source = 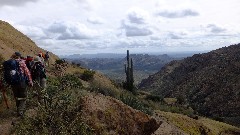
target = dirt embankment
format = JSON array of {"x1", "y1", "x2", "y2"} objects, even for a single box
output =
[{"x1": 81, "y1": 94, "x2": 160, "y2": 135}]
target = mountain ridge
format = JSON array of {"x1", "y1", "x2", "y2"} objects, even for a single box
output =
[{"x1": 139, "y1": 44, "x2": 240, "y2": 125}]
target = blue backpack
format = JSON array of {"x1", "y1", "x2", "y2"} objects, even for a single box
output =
[{"x1": 3, "y1": 59, "x2": 27, "y2": 85}]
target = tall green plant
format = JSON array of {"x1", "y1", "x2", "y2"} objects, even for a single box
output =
[{"x1": 124, "y1": 50, "x2": 134, "y2": 92}]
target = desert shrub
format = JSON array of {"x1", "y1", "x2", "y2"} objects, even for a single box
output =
[
  {"x1": 81, "y1": 70, "x2": 95, "y2": 81},
  {"x1": 119, "y1": 93, "x2": 153, "y2": 115},
  {"x1": 47, "y1": 74, "x2": 82, "y2": 90},
  {"x1": 60, "y1": 74, "x2": 83, "y2": 90},
  {"x1": 14, "y1": 80, "x2": 93, "y2": 135},
  {"x1": 93, "y1": 87, "x2": 118, "y2": 98},
  {"x1": 212, "y1": 116, "x2": 224, "y2": 122},
  {"x1": 88, "y1": 81, "x2": 119, "y2": 98},
  {"x1": 47, "y1": 77, "x2": 60, "y2": 86},
  {"x1": 145, "y1": 94, "x2": 163, "y2": 102},
  {"x1": 176, "y1": 95, "x2": 186, "y2": 105},
  {"x1": 55, "y1": 59, "x2": 65, "y2": 65}
]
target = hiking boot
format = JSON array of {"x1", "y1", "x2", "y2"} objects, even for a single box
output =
[{"x1": 17, "y1": 111, "x2": 24, "y2": 118}]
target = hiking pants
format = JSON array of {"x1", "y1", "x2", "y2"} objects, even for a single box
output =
[
  {"x1": 34, "y1": 77, "x2": 47, "y2": 104},
  {"x1": 11, "y1": 84, "x2": 27, "y2": 116}
]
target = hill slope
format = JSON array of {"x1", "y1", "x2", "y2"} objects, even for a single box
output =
[
  {"x1": 0, "y1": 20, "x2": 58, "y2": 62},
  {"x1": 139, "y1": 44, "x2": 240, "y2": 121}
]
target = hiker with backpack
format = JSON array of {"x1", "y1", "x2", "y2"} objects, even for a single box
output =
[
  {"x1": 44, "y1": 51, "x2": 50, "y2": 67},
  {"x1": 38, "y1": 52, "x2": 45, "y2": 64},
  {"x1": 3, "y1": 52, "x2": 33, "y2": 117},
  {"x1": 32, "y1": 56, "x2": 47, "y2": 104},
  {"x1": 25, "y1": 55, "x2": 34, "y2": 70}
]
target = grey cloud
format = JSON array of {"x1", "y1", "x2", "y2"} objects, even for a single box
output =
[
  {"x1": 125, "y1": 26, "x2": 153, "y2": 37},
  {"x1": 150, "y1": 36, "x2": 161, "y2": 40},
  {"x1": 206, "y1": 24, "x2": 226, "y2": 33},
  {"x1": 168, "y1": 33, "x2": 182, "y2": 39},
  {"x1": 47, "y1": 22, "x2": 98, "y2": 40},
  {"x1": 127, "y1": 9, "x2": 148, "y2": 24},
  {"x1": 57, "y1": 28, "x2": 91, "y2": 40},
  {"x1": 121, "y1": 21, "x2": 153, "y2": 37},
  {"x1": 167, "y1": 31, "x2": 188, "y2": 39},
  {"x1": 112, "y1": 39, "x2": 148, "y2": 49},
  {"x1": 157, "y1": 9, "x2": 199, "y2": 18},
  {"x1": 0, "y1": 0, "x2": 38, "y2": 7},
  {"x1": 47, "y1": 22, "x2": 67, "y2": 33},
  {"x1": 87, "y1": 17, "x2": 104, "y2": 24}
]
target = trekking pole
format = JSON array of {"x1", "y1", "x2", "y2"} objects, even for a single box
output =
[{"x1": 0, "y1": 81, "x2": 9, "y2": 109}]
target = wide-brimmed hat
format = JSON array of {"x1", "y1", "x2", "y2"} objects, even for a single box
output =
[{"x1": 34, "y1": 56, "x2": 41, "y2": 62}]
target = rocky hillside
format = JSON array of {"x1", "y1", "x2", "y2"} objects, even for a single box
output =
[
  {"x1": 139, "y1": 44, "x2": 240, "y2": 122},
  {"x1": 0, "y1": 20, "x2": 58, "y2": 62}
]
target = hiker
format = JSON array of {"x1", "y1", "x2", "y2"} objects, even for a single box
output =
[
  {"x1": 25, "y1": 55, "x2": 34, "y2": 71},
  {"x1": 3, "y1": 52, "x2": 33, "y2": 117},
  {"x1": 44, "y1": 51, "x2": 50, "y2": 67},
  {"x1": 38, "y1": 52, "x2": 45, "y2": 65},
  {"x1": 32, "y1": 56, "x2": 47, "y2": 104}
]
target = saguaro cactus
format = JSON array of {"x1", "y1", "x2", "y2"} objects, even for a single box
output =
[{"x1": 124, "y1": 50, "x2": 134, "y2": 92}]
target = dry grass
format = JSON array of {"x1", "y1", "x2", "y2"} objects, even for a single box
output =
[
  {"x1": 155, "y1": 110, "x2": 240, "y2": 135},
  {"x1": 199, "y1": 118, "x2": 240, "y2": 135},
  {"x1": 0, "y1": 20, "x2": 58, "y2": 63},
  {"x1": 163, "y1": 98, "x2": 177, "y2": 105}
]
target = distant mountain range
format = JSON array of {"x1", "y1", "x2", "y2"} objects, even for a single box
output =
[
  {"x1": 62, "y1": 51, "x2": 208, "y2": 59},
  {"x1": 139, "y1": 44, "x2": 240, "y2": 126},
  {"x1": 66, "y1": 54, "x2": 179, "y2": 84}
]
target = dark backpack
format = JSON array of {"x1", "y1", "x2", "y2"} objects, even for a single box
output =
[
  {"x1": 3, "y1": 59, "x2": 26, "y2": 85},
  {"x1": 45, "y1": 53, "x2": 49, "y2": 59},
  {"x1": 32, "y1": 62, "x2": 46, "y2": 80},
  {"x1": 26, "y1": 60, "x2": 34, "y2": 71}
]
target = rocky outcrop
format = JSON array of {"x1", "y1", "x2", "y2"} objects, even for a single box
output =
[{"x1": 81, "y1": 94, "x2": 160, "y2": 135}]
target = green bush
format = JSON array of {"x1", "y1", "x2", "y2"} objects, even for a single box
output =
[
  {"x1": 14, "y1": 79, "x2": 93, "y2": 135},
  {"x1": 145, "y1": 94, "x2": 163, "y2": 102},
  {"x1": 81, "y1": 70, "x2": 95, "y2": 81},
  {"x1": 119, "y1": 93, "x2": 153, "y2": 115},
  {"x1": 176, "y1": 95, "x2": 186, "y2": 105},
  {"x1": 60, "y1": 74, "x2": 83, "y2": 90},
  {"x1": 55, "y1": 59, "x2": 65, "y2": 65}
]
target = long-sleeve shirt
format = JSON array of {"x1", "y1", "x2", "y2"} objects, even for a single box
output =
[{"x1": 16, "y1": 58, "x2": 33, "y2": 86}]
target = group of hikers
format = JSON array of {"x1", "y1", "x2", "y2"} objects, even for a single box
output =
[{"x1": 0, "y1": 51, "x2": 50, "y2": 117}]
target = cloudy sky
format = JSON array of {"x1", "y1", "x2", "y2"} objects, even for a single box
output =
[{"x1": 0, "y1": 0, "x2": 240, "y2": 55}]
